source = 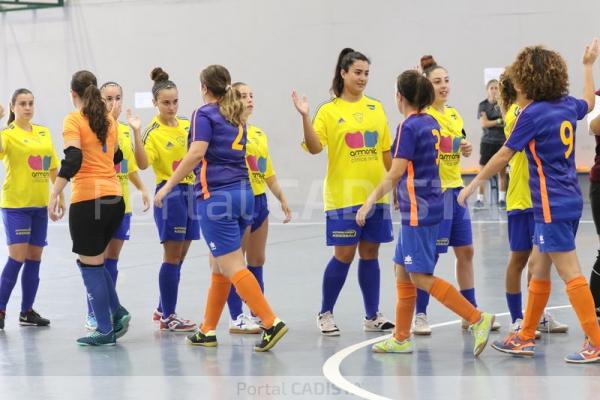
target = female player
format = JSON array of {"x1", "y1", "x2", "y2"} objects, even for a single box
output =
[
  {"x1": 154, "y1": 64, "x2": 288, "y2": 352},
  {"x1": 225, "y1": 82, "x2": 292, "y2": 334},
  {"x1": 458, "y1": 40, "x2": 600, "y2": 363},
  {"x1": 0, "y1": 89, "x2": 62, "y2": 330},
  {"x1": 413, "y1": 55, "x2": 499, "y2": 334},
  {"x1": 291, "y1": 48, "x2": 395, "y2": 336},
  {"x1": 48, "y1": 70, "x2": 129, "y2": 345},
  {"x1": 84, "y1": 82, "x2": 151, "y2": 330},
  {"x1": 130, "y1": 68, "x2": 198, "y2": 332},
  {"x1": 357, "y1": 70, "x2": 494, "y2": 356},
  {"x1": 587, "y1": 96, "x2": 600, "y2": 316}
]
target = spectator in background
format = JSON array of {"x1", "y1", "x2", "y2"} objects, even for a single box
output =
[{"x1": 475, "y1": 79, "x2": 507, "y2": 210}]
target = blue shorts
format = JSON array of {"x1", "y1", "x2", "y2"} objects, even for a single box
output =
[
  {"x1": 153, "y1": 183, "x2": 200, "y2": 243},
  {"x1": 251, "y1": 193, "x2": 269, "y2": 232},
  {"x1": 1, "y1": 207, "x2": 48, "y2": 246},
  {"x1": 197, "y1": 183, "x2": 254, "y2": 257},
  {"x1": 113, "y1": 213, "x2": 132, "y2": 241},
  {"x1": 394, "y1": 224, "x2": 439, "y2": 274},
  {"x1": 533, "y1": 220, "x2": 579, "y2": 253},
  {"x1": 436, "y1": 188, "x2": 473, "y2": 253},
  {"x1": 507, "y1": 210, "x2": 534, "y2": 252},
  {"x1": 325, "y1": 204, "x2": 393, "y2": 246}
]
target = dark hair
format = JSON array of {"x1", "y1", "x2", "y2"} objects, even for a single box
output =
[
  {"x1": 200, "y1": 65, "x2": 244, "y2": 126},
  {"x1": 498, "y1": 70, "x2": 517, "y2": 110},
  {"x1": 71, "y1": 70, "x2": 110, "y2": 145},
  {"x1": 7, "y1": 88, "x2": 33, "y2": 125},
  {"x1": 100, "y1": 81, "x2": 123, "y2": 93},
  {"x1": 396, "y1": 70, "x2": 435, "y2": 111},
  {"x1": 150, "y1": 67, "x2": 177, "y2": 100},
  {"x1": 510, "y1": 45, "x2": 568, "y2": 101},
  {"x1": 420, "y1": 55, "x2": 446, "y2": 77},
  {"x1": 331, "y1": 48, "x2": 370, "y2": 97}
]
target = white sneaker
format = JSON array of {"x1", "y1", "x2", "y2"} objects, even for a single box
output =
[
  {"x1": 510, "y1": 318, "x2": 541, "y2": 339},
  {"x1": 363, "y1": 312, "x2": 395, "y2": 332},
  {"x1": 412, "y1": 313, "x2": 432, "y2": 336},
  {"x1": 538, "y1": 311, "x2": 569, "y2": 333},
  {"x1": 462, "y1": 316, "x2": 501, "y2": 331},
  {"x1": 229, "y1": 313, "x2": 261, "y2": 334},
  {"x1": 317, "y1": 311, "x2": 340, "y2": 336}
]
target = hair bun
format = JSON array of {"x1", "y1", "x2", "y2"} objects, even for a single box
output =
[
  {"x1": 420, "y1": 55, "x2": 437, "y2": 72},
  {"x1": 151, "y1": 67, "x2": 169, "y2": 83}
]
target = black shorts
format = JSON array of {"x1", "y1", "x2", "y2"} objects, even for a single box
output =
[
  {"x1": 590, "y1": 181, "x2": 600, "y2": 235},
  {"x1": 69, "y1": 196, "x2": 125, "y2": 256},
  {"x1": 479, "y1": 142, "x2": 504, "y2": 165}
]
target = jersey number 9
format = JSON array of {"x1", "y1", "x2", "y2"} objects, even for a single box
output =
[{"x1": 560, "y1": 121, "x2": 574, "y2": 159}]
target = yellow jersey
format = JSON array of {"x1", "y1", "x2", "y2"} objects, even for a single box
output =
[
  {"x1": 310, "y1": 96, "x2": 392, "y2": 211},
  {"x1": 143, "y1": 115, "x2": 195, "y2": 185},
  {"x1": 116, "y1": 122, "x2": 139, "y2": 213},
  {"x1": 246, "y1": 125, "x2": 275, "y2": 196},
  {"x1": 505, "y1": 104, "x2": 532, "y2": 211},
  {"x1": 0, "y1": 123, "x2": 59, "y2": 208},
  {"x1": 426, "y1": 105, "x2": 465, "y2": 189}
]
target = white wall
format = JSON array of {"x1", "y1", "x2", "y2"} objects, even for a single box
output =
[{"x1": 1, "y1": 0, "x2": 600, "y2": 216}]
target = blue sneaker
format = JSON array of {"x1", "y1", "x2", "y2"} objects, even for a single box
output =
[
  {"x1": 564, "y1": 340, "x2": 600, "y2": 364},
  {"x1": 77, "y1": 330, "x2": 116, "y2": 346},
  {"x1": 85, "y1": 314, "x2": 97, "y2": 331}
]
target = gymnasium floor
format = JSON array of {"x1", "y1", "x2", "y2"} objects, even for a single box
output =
[{"x1": 0, "y1": 204, "x2": 599, "y2": 400}]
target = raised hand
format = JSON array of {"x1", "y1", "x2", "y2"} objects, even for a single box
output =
[
  {"x1": 291, "y1": 90, "x2": 310, "y2": 117},
  {"x1": 583, "y1": 37, "x2": 600, "y2": 66},
  {"x1": 126, "y1": 108, "x2": 142, "y2": 131}
]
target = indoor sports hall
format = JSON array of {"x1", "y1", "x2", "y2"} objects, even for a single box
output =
[{"x1": 1, "y1": 1, "x2": 600, "y2": 399}]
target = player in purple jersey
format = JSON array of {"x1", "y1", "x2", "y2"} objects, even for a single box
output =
[
  {"x1": 154, "y1": 65, "x2": 287, "y2": 352},
  {"x1": 459, "y1": 39, "x2": 600, "y2": 363}
]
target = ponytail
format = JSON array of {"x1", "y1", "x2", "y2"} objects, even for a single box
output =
[
  {"x1": 71, "y1": 70, "x2": 110, "y2": 145},
  {"x1": 397, "y1": 70, "x2": 435, "y2": 111},
  {"x1": 7, "y1": 88, "x2": 33, "y2": 125},
  {"x1": 498, "y1": 70, "x2": 517, "y2": 110},
  {"x1": 200, "y1": 65, "x2": 245, "y2": 126},
  {"x1": 331, "y1": 48, "x2": 370, "y2": 97}
]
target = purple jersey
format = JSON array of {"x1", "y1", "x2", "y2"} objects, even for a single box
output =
[
  {"x1": 393, "y1": 113, "x2": 443, "y2": 226},
  {"x1": 190, "y1": 104, "x2": 249, "y2": 199},
  {"x1": 505, "y1": 96, "x2": 588, "y2": 223}
]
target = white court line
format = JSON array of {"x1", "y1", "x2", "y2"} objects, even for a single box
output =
[{"x1": 322, "y1": 304, "x2": 573, "y2": 400}]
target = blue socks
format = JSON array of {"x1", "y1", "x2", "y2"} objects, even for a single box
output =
[
  {"x1": 506, "y1": 292, "x2": 523, "y2": 323},
  {"x1": 416, "y1": 289, "x2": 430, "y2": 314},
  {"x1": 0, "y1": 257, "x2": 23, "y2": 311},
  {"x1": 157, "y1": 261, "x2": 182, "y2": 314},
  {"x1": 158, "y1": 262, "x2": 181, "y2": 317},
  {"x1": 227, "y1": 265, "x2": 264, "y2": 319},
  {"x1": 79, "y1": 262, "x2": 112, "y2": 334},
  {"x1": 460, "y1": 288, "x2": 478, "y2": 307},
  {"x1": 21, "y1": 259, "x2": 41, "y2": 313},
  {"x1": 358, "y1": 259, "x2": 380, "y2": 319},
  {"x1": 248, "y1": 266, "x2": 264, "y2": 292},
  {"x1": 104, "y1": 258, "x2": 119, "y2": 284},
  {"x1": 321, "y1": 257, "x2": 351, "y2": 314}
]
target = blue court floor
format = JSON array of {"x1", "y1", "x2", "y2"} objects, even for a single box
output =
[{"x1": 0, "y1": 205, "x2": 599, "y2": 400}]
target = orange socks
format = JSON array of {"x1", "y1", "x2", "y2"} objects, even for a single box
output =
[
  {"x1": 566, "y1": 275, "x2": 600, "y2": 346},
  {"x1": 395, "y1": 281, "x2": 416, "y2": 341},
  {"x1": 231, "y1": 269, "x2": 276, "y2": 328},
  {"x1": 201, "y1": 273, "x2": 231, "y2": 332},
  {"x1": 429, "y1": 277, "x2": 481, "y2": 325},
  {"x1": 519, "y1": 278, "x2": 550, "y2": 341}
]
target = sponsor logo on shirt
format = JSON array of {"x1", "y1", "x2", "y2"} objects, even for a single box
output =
[
  {"x1": 115, "y1": 159, "x2": 129, "y2": 177},
  {"x1": 28, "y1": 155, "x2": 52, "y2": 180},
  {"x1": 344, "y1": 131, "x2": 379, "y2": 162},
  {"x1": 353, "y1": 113, "x2": 363, "y2": 123}
]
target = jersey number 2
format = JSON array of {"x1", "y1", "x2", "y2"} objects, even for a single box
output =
[
  {"x1": 560, "y1": 121, "x2": 573, "y2": 159},
  {"x1": 231, "y1": 126, "x2": 244, "y2": 151}
]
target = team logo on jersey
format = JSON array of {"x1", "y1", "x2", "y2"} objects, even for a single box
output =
[
  {"x1": 176, "y1": 136, "x2": 186, "y2": 146},
  {"x1": 246, "y1": 155, "x2": 267, "y2": 174},
  {"x1": 115, "y1": 159, "x2": 129, "y2": 175},
  {"x1": 404, "y1": 255, "x2": 413, "y2": 265},
  {"x1": 353, "y1": 113, "x2": 363, "y2": 123}
]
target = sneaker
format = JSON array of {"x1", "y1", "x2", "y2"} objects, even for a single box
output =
[
  {"x1": 537, "y1": 311, "x2": 568, "y2": 333},
  {"x1": 0, "y1": 310, "x2": 5, "y2": 330},
  {"x1": 113, "y1": 306, "x2": 131, "y2": 339},
  {"x1": 564, "y1": 340, "x2": 600, "y2": 364},
  {"x1": 186, "y1": 329, "x2": 217, "y2": 347},
  {"x1": 229, "y1": 313, "x2": 261, "y2": 334},
  {"x1": 159, "y1": 314, "x2": 197, "y2": 332},
  {"x1": 363, "y1": 312, "x2": 395, "y2": 332},
  {"x1": 498, "y1": 200, "x2": 507, "y2": 209},
  {"x1": 469, "y1": 312, "x2": 495, "y2": 357},
  {"x1": 19, "y1": 309, "x2": 50, "y2": 327},
  {"x1": 152, "y1": 309, "x2": 162, "y2": 323},
  {"x1": 372, "y1": 337, "x2": 413, "y2": 353},
  {"x1": 317, "y1": 311, "x2": 340, "y2": 336},
  {"x1": 254, "y1": 318, "x2": 288, "y2": 352},
  {"x1": 473, "y1": 199, "x2": 486, "y2": 210},
  {"x1": 76, "y1": 330, "x2": 116, "y2": 346},
  {"x1": 510, "y1": 318, "x2": 541, "y2": 339},
  {"x1": 85, "y1": 314, "x2": 97, "y2": 331},
  {"x1": 250, "y1": 315, "x2": 262, "y2": 326},
  {"x1": 491, "y1": 332, "x2": 535, "y2": 356},
  {"x1": 412, "y1": 313, "x2": 431, "y2": 336},
  {"x1": 462, "y1": 316, "x2": 500, "y2": 331}
]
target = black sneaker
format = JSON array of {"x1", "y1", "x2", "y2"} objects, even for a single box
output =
[
  {"x1": 19, "y1": 309, "x2": 50, "y2": 327},
  {"x1": 186, "y1": 329, "x2": 217, "y2": 347},
  {"x1": 0, "y1": 311, "x2": 5, "y2": 330},
  {"x1": 254, "y1": 318, "x2": 288, "y2": 352},
  {"x1": 113, "y1": 306, "x2": 131, "y2": 339}
]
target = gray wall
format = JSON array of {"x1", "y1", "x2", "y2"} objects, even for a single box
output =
[{"x1": 1, "y1": 0, "x2": 600, "y2": 218}]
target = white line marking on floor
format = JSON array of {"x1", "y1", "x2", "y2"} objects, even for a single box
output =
[{"x1": 322, "y1": 304, "x2": 573, "y2": 400}]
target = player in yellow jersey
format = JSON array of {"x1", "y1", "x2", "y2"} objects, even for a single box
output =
[
  {"x1": 130, "y1": 68, "x2": 198, "y2": 332},
  {"x1": 292, "y1": 48, "x2": 395, "y2": 335},
  {"x1": 83, "y1": 81, "x2": 152, "y2": 330},
  {"x1": 411, "y1": 55, "x2": 499, "y2": 334},
  {"x1": 0, "y1": 88, "x2": 62, "y2": 330},
  {"x1": 223, "y1": 82, "x2": 293, "y2": 334},
  {"x1": 497, "y1": 73, "x2": 568, "y2": 335}
]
